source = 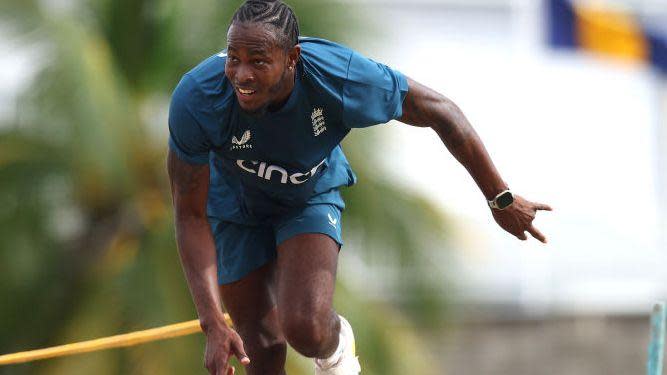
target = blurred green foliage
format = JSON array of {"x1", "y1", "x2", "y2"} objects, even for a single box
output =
[{"x1": 0, "y1": 1, "x2": 452, "y2": 374}]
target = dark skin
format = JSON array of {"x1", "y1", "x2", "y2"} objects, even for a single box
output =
[
  {"x1": 398, "y1": 78, "x2": 552, "y2": 242},
  {"x1": 225, "y1": 23, "x2": 300, "y2": 115},
  {"x1": 168, "y1": 21, "x2": 551, "y2": 375},
  {"x1": 168, "y1": 22, "x2": 303, "y2": 375},
  {"x1": 168, "y1": 153, "x2": 249, "y2": 375}
]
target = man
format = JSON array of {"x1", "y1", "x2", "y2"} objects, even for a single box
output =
[{"x1": 167, "y1": 1, "x2": 551, "y2": 374}]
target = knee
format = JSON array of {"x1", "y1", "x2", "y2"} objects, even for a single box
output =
[{"x1": 280, "y1": 309, "x2": 337, "y2": 358}]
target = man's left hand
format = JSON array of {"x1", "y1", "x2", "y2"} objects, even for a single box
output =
[{"x1": 491, "y1": 195, "x2": 552, "y2": 243}]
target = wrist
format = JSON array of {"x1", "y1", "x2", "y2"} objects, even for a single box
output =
[
  {"x1": 488, "y1": 189, "x2": 514, "y2": 210},
  {"x1": 483, "y1": 184, "x2": 509, "y2": 201},
  {"x1": 199, "y1": 313, "x2": 228, "y2": 334}
]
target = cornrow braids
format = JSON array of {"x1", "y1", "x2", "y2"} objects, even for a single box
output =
[{"x1": 231, "y1": 0, "x2": 300, "y2": 50}]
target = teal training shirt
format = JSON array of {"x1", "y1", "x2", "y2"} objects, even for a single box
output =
[{"x1": 168, "y1": 37, "x2": 408, "y2": 224}]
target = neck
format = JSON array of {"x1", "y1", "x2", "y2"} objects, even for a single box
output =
[{"x1": 267, "y1": 68, "x2": 297, "y2": 112}]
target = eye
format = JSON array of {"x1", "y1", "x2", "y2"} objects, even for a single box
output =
[
  {"x1": 228, "y1": 56, "x2": 240, "y2": 63},
  {"x1": 253, "y1": 60, "x2": 266, "y2": 66}
]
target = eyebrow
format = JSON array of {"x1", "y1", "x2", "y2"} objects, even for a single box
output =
[{"x1": 227, "y1": 45, "x2": 271, "y2": 57}]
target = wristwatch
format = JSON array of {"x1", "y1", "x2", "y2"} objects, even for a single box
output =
[{"x1": 488, "y1": 190, "x2": 514, "y2": 210}]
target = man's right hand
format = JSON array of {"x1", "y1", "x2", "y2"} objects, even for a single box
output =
[
  {"x1": 204, "y1": 326, "x2": 251, "y2": 375},
  {"x1": 168, "y1": 151, "x2": 250, "y2": 373}
]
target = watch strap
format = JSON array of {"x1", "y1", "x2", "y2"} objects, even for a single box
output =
[{"x1": 488, "y1": 189, "x2": 513, "y2": 210}]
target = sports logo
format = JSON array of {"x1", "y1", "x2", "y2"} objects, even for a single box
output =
[
  {"x1": 311, "y1": 107, "x2": 326, "y2": 136},
  {"x1": 327, "y1": 213, "x2": 338, "y2": 228},
  {"x1": 236, "y1": 158, "x2": 325, "y2": 185},
  {"x1": 231, "y1": 130, "x2": 252, "y2": 150}
]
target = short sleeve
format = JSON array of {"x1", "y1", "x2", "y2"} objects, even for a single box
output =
[
  {"x1": 342, "y1": 51, "x2": 409, "y2": 128},
  {"x1": 168, "y1": 74, "x2": 211, "y2": 165}
]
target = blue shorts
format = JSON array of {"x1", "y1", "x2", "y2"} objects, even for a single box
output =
[{"x1": 208, "y1": 203, "x2": 343, "y2": 285}]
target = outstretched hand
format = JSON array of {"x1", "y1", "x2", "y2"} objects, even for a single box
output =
[{"x1": 491, "y1": 195, "x2": 552, "y2": 243}]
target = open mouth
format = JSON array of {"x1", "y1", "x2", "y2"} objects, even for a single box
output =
[{"x1": 237, "y1": 87, "x2": 256, "y2": 96}]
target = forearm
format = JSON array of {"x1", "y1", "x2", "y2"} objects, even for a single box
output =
[
  {"x1": 399, "y1": 78, "x2": 551, "y2": 242},
  {"x1": 431, "y1": 103, "x2": 508, "y2": 200},
  {"x1": 167, "y1": 150, "x2": 226, "y2": 333},
  {"x1": 399, "y1": 77, "x2": 507, "y2": 200},
  {"x1": 175, "y1": 215, "x2": 227, "y2": 332}
]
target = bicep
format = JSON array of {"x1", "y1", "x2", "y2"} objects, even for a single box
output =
[
  {"x1": 398, "y1": 76, "x2": 449, "y2": 128},
  {"x1": 167, "y1": 150, "x2": 210, "y2": 217}
]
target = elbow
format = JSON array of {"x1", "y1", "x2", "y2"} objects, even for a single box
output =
[
  {"x1": 427, "y1": 96, "x2": 458, "y2": 130},
  {"x1": 174, "y1": 209, "x2": 209, "y2": 226}
]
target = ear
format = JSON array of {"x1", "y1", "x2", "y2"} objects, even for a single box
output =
[{"x1": 287, "y1": 44, "x2": 301, "y2": 70}]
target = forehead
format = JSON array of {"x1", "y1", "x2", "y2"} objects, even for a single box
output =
[{"x1": 227, "y1": 22, "x2": 282, "y2": 54}]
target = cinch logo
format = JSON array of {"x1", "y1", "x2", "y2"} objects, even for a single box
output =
[
  {"x1": 231, "y1": 130, "x2": 252, "y2": 150},
  {"x1": 236, "y1": 159, "x2": 326, "y2": 185}
]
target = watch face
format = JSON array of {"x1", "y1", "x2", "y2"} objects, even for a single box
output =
[{"x1": 496, "y1": 192, "x2": 514, "y2": 209}]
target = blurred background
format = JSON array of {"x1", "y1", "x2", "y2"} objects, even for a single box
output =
[{"x1": 1, "y1": 0, "x2": 666, "y2": 374}]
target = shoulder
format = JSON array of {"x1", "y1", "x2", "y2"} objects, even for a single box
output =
[
  {"x1": 169, "y1": 52, "x2": 236, "y2": 146},
  {"x1": 171, "y1": 52, "x2": 235, "y2": 113},
  {"x1": 299, "y1": 37, "x2": 354, "y2": 81},
  {"x1": 299, "y1": 37, "x2": 403, "y2": 90}
]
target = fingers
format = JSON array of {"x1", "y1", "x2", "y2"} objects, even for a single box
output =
[
  {"x1": 231, "y1": 334, "x2": 251, "y2": 366},
  {"x1": 493, "y1": 198, "x2": 550, "y2": 242},
  {"x1": 527, "y1": 225, "x2": 547, "y2": 243},
  {"x1": 530, "y1": 202, "x2": 550, "y2": 243},
  {"x1": 214, "y1": 363, "x2": 233, "y2": 375},
  {"x1": 212, "y1": 360, "x2": 227, "y2": 375},
  {"x1": 205, "y1": 330, "x2": 249, "y2": 375},
  {"x1": 206, "y1": 351, "x2": 230, "y2": 375},
  {"x1": 211, "y1": 362, "x2": 234, "y2": 375},
  {"x1": 534, "y1": 202, "x2": 552, "y2": 211}
]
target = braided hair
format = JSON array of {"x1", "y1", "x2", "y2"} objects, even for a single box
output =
[{"x1": 231, "y1": 0, "x2": 300, "y2": 50}]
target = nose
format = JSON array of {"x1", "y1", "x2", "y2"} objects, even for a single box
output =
[{"x1": 235, "y1": 63, "x2": 255, "y2": 85}]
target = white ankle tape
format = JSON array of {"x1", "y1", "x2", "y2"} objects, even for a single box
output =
[{"x1": 318, "y1": 331, "x2": 345, "y2": 367}]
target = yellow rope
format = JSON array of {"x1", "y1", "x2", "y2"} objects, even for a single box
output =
[{"x1": 0, "y1": 314, "x2": 232, "y2": 366}]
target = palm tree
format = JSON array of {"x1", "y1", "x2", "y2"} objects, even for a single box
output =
[{"x1": 0, "y1": 1, "x2": 452, "y2": 374}]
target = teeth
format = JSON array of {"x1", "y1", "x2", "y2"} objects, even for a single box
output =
[{"x1": 238, "y1": 88, "x2": 255, "y2": 95}]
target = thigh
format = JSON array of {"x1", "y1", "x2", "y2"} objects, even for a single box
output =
[
  {"x1": 274, "y1": 203, "x2": 343, "y2": 315},
  {"x1": 275, "y1": 233, "x2": 339, "y2": 318},
  {"x1": 219, "y1": 261, "x2": 280, "y2": 335},
  {"x1": 219, "y1": 262, "x2": 286, "y2": 374}
]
